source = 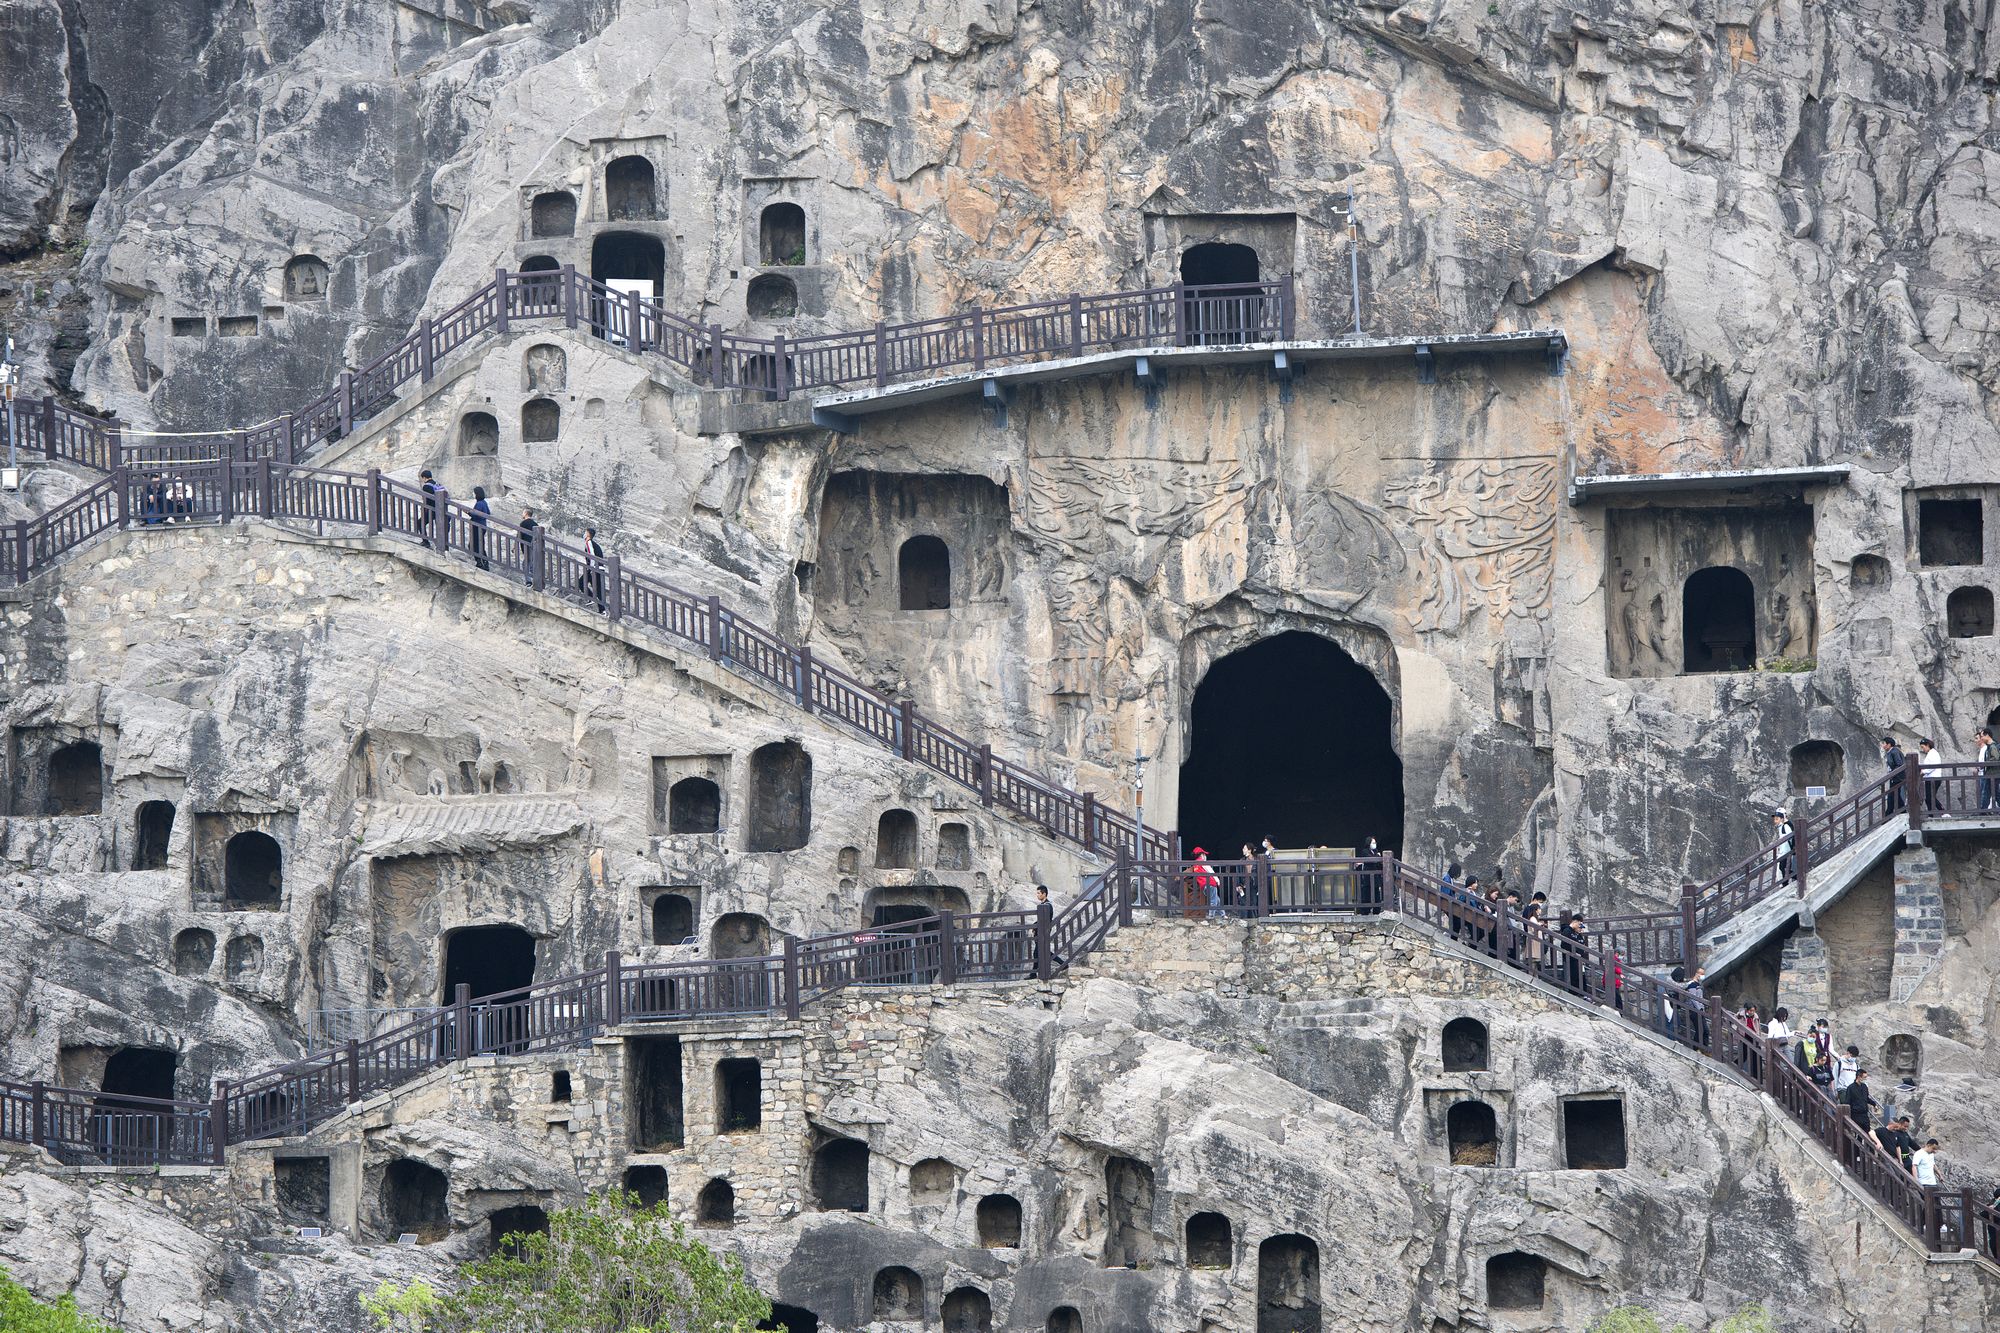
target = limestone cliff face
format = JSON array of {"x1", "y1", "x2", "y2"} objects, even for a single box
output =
[{"x1": 7, "y1": 2, "x2": 2000, "y2": 1329}]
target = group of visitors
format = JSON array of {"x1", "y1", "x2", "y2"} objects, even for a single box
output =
[
  {"x1": 415, "y1": 470, "x2": 604, "y2": 610},
  {"x1": 1880, "y1": 732, "x2": 2000, "y2": 814},
  {"x1": 1437, "y1": 864, "x2": 1623, "y2": 1005},
  {"x1": 137, "y1": 473, "x2": 195, "y2": 524}
]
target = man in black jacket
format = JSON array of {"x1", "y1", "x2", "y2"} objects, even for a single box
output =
[
  {"x1": 1883, "y1": 737, "x2": 1907, "y2": 813},
  {"x1": 1842, "y1": 1068, "x2": 1878, "y2": 1131}
]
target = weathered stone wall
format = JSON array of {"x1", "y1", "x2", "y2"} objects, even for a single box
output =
[{"x1": 0, "y1": 523, "x2": 1093, "y2": 1099}]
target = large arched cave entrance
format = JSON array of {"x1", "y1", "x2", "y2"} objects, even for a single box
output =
[
  {"x1": 441, "y1": 925, "x2": 537, "y2": 1002},
  {"x1": 1177, "y1": 631, "x2": 1403, "y2": 857}
]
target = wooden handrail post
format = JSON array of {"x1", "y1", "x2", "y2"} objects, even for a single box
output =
[
  {"x1": 708, "y1": 323, "x2": 724, "y2": 386},
  {"x1": 31, "y1": 1081, "x2": 45, "y2": 1151},
  {"x1": 874, "y1": 321, "x2": 888, "y2": 388},
  {"x1": 419, "y1": 318, "x2": 435, "y2": 382},
  {"x1": 1116, "y1": 847, "x2": 1134, "y2": 928},
  {"x1": 1080, "y1": 792, "x2": 1096, "y2": 850},
  {"x1": 114, "y1": 465, "x2": 129, "y2": 528},
  {"x1": 1069, "y1": 292, "x2": 1084, "y2": 356},
  {"x1": 562, "y1": 265, "x2": 578, "y2": 328},
  {"x1": 13, "y1": 519, "x2": 27, "y2": 583},
  {"x1": 604, "y1": 950, "x2": 623, "y2": 1026},
  {"x1": 971, "y1": 305, "x2": 985, "y2": 372},
  {"x1": 1382, "y1": 852, "x2": 1400, "y2": 912},
  {"x1": 898, "y1": 698, "x2": 915, "y2": 761},
  {"x1": 977, "y1": 744, "x2": 993, "y2": 806},
  {"x1": 1172, "y1": 281, "x2": 1186, "y2": 346},
  {"x1": 773, "y1": 333, "x2": 790, "y2": 400},
  {"x1": 794, "y1": 644, "x2": 813, "y2": 711},
  {"x1": 364, "y1": 468, "x2": 381, "y2": 534},
  {"x1": 1281, "y1": 272, "x2": 1296, "y2": 339},
  {"x1": 454, "y1": 983, "x2": 473, "y2": 1060},
  {"x1": 1906, "y1": 756, "x2": 1925, "y2": 830},
  {"x1": 604, "y1": 552, "x2": 622, "y2": 620},
  {"x1": 282, "y1": 413, "x2": 297, "y2": 462},
  {"x1": 219, "y1": 455, "x2": 235, "y2": 522},
  {"x1": 345, "y1": 1040, "x2": 361, "y2": 1103},
  {"x1": 494, "y1": 268, "x2": 510, "y2": 335},
  {"x1": 107, "y1": 426, "x2": 121, "y2": 475},
  {"x1": 1795, "y1": 811, "x2": 1812, "y2": 895},
  {"x1": 782, "y1": 935, "x2": 802, "y2": 1019},
  {"x1": 1924, "y1": 1185, "x2": 1940, "y2": 1251},
  {"x1": 260, "y1": 457, "x2": 274, "y2": 518},
  {"x1": 210, "y1": 1090, "x2": 228, "y2": 1165},
  {"x1": 1679, "y1": 881, "x2": 1700, "y2": 970},
  {"x1": 706, "y1": 594, "x2": 725, "y2": 660},
  {"x1": 628, "y1": 287, "x2": 645, "y2": 352},
  {"x1": 937, "y1": 910, "x2": 957, "y2": 985}
]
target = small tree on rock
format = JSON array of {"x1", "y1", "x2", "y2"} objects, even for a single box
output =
[
  {"x1": 363, "y1": 1191, "x2": 771, "y2": 1333},
  {"x1": 0, "y1": 1271, "x2": 120, "y2": 1332}
]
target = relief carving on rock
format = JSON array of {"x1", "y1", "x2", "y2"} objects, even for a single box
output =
[
  {"x1": 1022, "y1": 455, "x2": 1248, "y2": 552},
  {"x1": 1382, "y1": 458, "x2": 1557, "y2": 635}
]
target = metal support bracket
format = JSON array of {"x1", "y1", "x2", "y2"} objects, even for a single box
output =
[
  {"x1": 1414, "y1": 344, "x2": 1436, "y2": 385},
  {"x1": 810, "y1": 406, "x2": 857, "y2": 435},
  {"x1": 1546, "y1": 333, "x2": 1569, "y2": 377},
  {"x1": 1134, "y1": 355, "x2": 1162, "y2": 408},
  {"x1": 1271, "y1": 351, "x2": 1295, "y2": 403},
  {"x1": 980, "y1": 377, "x2": 1011, "y2": 429}
]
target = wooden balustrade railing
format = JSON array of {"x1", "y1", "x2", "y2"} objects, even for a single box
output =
[
  {"x1": 0, "y1": 461, "x2": 1172, "y2": 862},
  {"x1": 6, "y1": 270, "x2": 1298, "y2": 480},
  {"x1": 1577, "y1": 760, "x2": 1970, "y2": 972},
  {"x1": 5, "y1": 855, "x2": 1990, "y2": 1259}
]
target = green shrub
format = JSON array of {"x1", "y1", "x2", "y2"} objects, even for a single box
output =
[
  {"x1": 0, "y1": 1271, "x2": 121, "y2": 1332},
  {"x1": 362, "y1": 1190, "x2": 770, "y2": 1333}
]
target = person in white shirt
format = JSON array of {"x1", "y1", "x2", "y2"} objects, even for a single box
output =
[
  {"x1": 1833, "y1": 1042, "x2": 1860, "y2": 1094},
  {"x1": 1765, "y1": 1006, "x2": 1794, "y2": 1055},
  {"x1": 1919, "y1": 737, "x2": 1946, "y2": 813},
  {"x1": 1912, "y1": 1139, "x2": 1941, "y2": 1186}
]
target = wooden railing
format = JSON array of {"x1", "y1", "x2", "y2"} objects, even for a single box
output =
[
  {"x1": 6, "y1": 855, "x2": 1991, "y2": 1261},
  {"x1": 1579, "y1": 763, "x2": 1935, "y2": 970},
  {"x1": 8, "y1": 270, "x2": 1298, "y2": 478},
  {"x1": 0, "y1": 462, "x2": 1172, "y2": 861}
]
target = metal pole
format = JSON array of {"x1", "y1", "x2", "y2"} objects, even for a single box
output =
[
  {"x1": 1133, "y1": 739, "x2": 1149, "y2": 863},
  {"x1": 1, "y1": 336, "x2": 18, "y2": 471},
  {"x1": 1347, "y1": 191, "x2": 1363, "y2": 336}
]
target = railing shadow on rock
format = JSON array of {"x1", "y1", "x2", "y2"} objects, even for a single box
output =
[
  {"x1": 4, "y1": 855, "x2": 1996, "y2": 1261},
  {"x1": 10, "y1": 269, "x2": 1297, "y2": 480}
]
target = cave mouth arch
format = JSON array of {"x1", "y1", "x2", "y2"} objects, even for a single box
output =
[{"x1": 1178, "y1": 630, "x2": 1402, "y2": 857}]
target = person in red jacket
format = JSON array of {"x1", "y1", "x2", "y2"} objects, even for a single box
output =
[{"x1": 1190, "y1": 848, "x2": 1222, "y2": 920}]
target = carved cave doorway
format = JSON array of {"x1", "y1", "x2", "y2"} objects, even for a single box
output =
[
  {"x1": 441, "y1": 925, "x2": 536, "y2": 1002},
  {"x1": 1177, "y1": 630, "x2": 1403, "y2": 859},
  {"x1": 1180, "y1": 242, "x2": 1262, "y2": 345}
]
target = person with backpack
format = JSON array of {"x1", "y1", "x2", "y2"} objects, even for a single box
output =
[
  {"x1": 1190, "y1": 847, "x2": 1222, "y2": 920},
  {"x1": 419, "y1": 469, "x2": 440, "y2": 548},
  {"x1": 1771, "y1": 809, "x2": 1795, "y2": 880},
  {"x1": 1833, "y1": 1043, "x2": 1861, "y2": 1094}
]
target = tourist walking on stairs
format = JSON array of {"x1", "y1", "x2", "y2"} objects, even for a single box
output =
[
  {"x1": 577, "y1": 525, "x2": 607, "y2": 612},
  {"x1": 1883, "y1": 736, "x2": 1907, "y2": 813},
  {"x1": 1840, "y1": 1069, "x2": 1878, "y2": 1131},
  {"x1": 1771, "y1": 809, "x2": 1795, "y2": 880},
  {"x1": 1912, "y1": 1137, "x2": 1940, "y2": 1186},
  {"x1": 1980, "y1": 728, "x2": 2000, "y2": 811},
  {"x1": 1919, "y1": 737, "x2": 1945, "y2": 813},
  {"x1": 471, "y1": 486, "x2": 491, "y2": 570},
  {"x1": 516, "y1": 507, "x2": 539, "y2": 585}
]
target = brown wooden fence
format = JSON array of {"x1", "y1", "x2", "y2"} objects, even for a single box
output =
[
  {"x1": 10, "y1": 270, "x2": 1296, "y2": 477},
  {"x1": 4, "y1": 854, "x2": 1991, "y2": 1259},
  {"x1": 0, "y1": 462, "x2": 1172, "y2": 862}
]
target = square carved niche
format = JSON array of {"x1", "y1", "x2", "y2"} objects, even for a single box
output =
[{"x1": 651, "y1": 755, "x2": 728, "y2": 835}]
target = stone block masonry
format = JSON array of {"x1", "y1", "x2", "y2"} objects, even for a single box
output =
[{"x1": 1892, "y1": 846, "x2": 1946, "y2": 1002}]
